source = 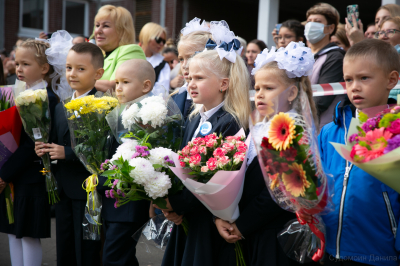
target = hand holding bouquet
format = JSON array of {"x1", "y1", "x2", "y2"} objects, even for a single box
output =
[
  {"x1": 332, "y1": 104, "x2": 400, "y2": 193},
  {"x1": 12, "y1": 80, "x2": 59, "y2": 204},
  {"x1": 63, "y1": 93, "x2": 118, "y2": 240}
]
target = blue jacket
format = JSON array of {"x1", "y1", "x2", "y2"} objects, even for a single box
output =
[{"x1": 318, "y1": 101, "x2": 400, "y2": 266}]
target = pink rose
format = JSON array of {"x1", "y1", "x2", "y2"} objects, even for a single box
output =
[
  {"x1": 222, "y1": 142, "x2": 235, "y2": 152},
  {"x1": 180, "y1": 161, "x2": 186, "y2": 167},
  {"x1": 189, "y1": 154, "x2": 201, "y2": 167},
  {"x1": 217, "y1": 156, "x2": 231, "y2": 168},
  {"x1": 233, "y1": 152, "x2": 245, "y2": 165},
  {"x1": 190, "y1": 145, "x2": 199, "y2": 155},
  {"x1": 192, "y1": 137, "x2": 205, "y2": 146},
  {"x1": 205, "y1": 133, "x2": 218, "y2": 140},
  {"x1": 213, "y1": 147, "x2": 227, "y2": 158},
  {"x1": 178, "y1": 155, "x2": 186, "y2": 161},
  {"x1": 206, "y1": 138, "x2": 217, "y2": 148},
  {"x1": 387, "y1": 119, "x2": 400, "y2": 135},
  {"x1": 201, "y1": 166, "x2": 209, "y2": 172},
  {"x1": 206, "y1": 157, "x2": 218, "y2": 171},
  {"x1": 184, "y1": 157, "x2": 189, "y2": 163},
  {"x1": 199, "y1": 146, "x2": 207, "y2": 155},
  {"x1": 181, "y1": 146, "x2": 190, "y2": 156},
  {"x1": 236, "y1": 143, "x2": 247, "y2": 153}
]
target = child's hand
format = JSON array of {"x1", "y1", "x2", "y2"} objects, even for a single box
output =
[
  {"x1": 0, "y1": 178, "x2": 6, "y2": 194},
  {"x1": 41, "y1": 143, "x2": 66, "y2": 159},
  {"x1": 35, "y1": 142, "x2": 46, "y2": 157},
  {"x1": 153, "y1": 198, "x2": 173, "y2": 211},
  {"x1": 215, "y1": 218, "x2": 241, "y2": 243},
  {"x1": 170, "y1": 75, "x2": 185, "y2": 89},
  {"x1": 163, "y1": 211, "x2": 183, "y2": 225},
  {"x1": 228, "y1": 222, "x2": 242, "y2": 238}
]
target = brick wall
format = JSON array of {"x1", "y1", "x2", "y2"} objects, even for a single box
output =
[
  {"x1": 4, "y1": 0, "x2": 19, "y2": 52},
  {"x1": 48, "y1": 0, "x2": 63, "y2": 33}
]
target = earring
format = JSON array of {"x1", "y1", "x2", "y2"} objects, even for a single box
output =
[
  {"x1": 289, "y1": 101, "x2": 292, "y2": 104},
  {"x1": 220, "y1": 89, "x2": 223, "y2": 93}
]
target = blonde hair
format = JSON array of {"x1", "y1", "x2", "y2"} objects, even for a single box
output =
[
  {"x1": 95, "y1": 5, "x2": 136, "y2": 46},
  {"x1": 378, "y1": 4, "x2": 400, "y2": 18},
  {"x1": 381, "y1": 16, "x2": 400, "y2": 30},
  {"x1": 188, "y1": 50, "x2": 251, "y2": 130},
  {"x1": 17, "y1": 39, "x2": 54, "y2": 84},
  {"x1": 139, "y1": 22, "x2": 167, "y2": 48},
  {"x1": 255, "y1": 61, "x2": 319, "y2": 128}
]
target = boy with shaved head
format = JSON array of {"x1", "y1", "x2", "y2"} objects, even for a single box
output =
[{"x1": 97, "y1": 58, "x2": 155, "y2": 266}]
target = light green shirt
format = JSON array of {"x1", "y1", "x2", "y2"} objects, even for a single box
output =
[{"x1": 100, "y1": 44, "x2": 146, "y2": 81}]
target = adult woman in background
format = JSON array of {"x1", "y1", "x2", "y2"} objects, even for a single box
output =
[
  {"x1": 305, "y1": 3, "x2": 345, "y2": 130},
  {"x1": 139, "y1": 23, "x2": 170, "y2": 91},
  {"x1": 93, "y1": 5, "x2": 146, "y2": 92},
  {"x1": 331, "y1": 24, "x2": 350, "y2": 51},
  {"x1": 246, "y1": 39, "x2": 267, "y2": 89}
]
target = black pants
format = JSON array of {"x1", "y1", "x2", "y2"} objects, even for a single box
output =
[
  {"x1": 324, "y1": 253, "x2": 370, "y2": 266},
  {"x1": 55, "y1": 192, "x2": 101, "y2": 266},
  {"x1": 102, "y1": 220, "x2": 142, "y2": 266}
]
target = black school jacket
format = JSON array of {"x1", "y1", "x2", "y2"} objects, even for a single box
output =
[
  {"x1": 0, "y1": 87, "x2": 58, "y2": 185},
  {"x1": 162, "y1": 107, "x2": 241, "y2": 266},
  {"x1": 49, "y1": 88, "x2": 97, "y2": 200},
  {"x1": 97, "y1": 137, "x2": 150, "y2": 224},
  {"x1": 171, "y1": 90, "x2": 192, "y2": 121}
]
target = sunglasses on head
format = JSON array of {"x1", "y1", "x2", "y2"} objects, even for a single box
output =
[{"x1": 155, "y1": 37, "x2": 166, "y2": 45}]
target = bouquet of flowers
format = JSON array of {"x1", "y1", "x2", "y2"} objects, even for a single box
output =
[
  {"x1": 106, "y1": 92, "x2": 183, "y2": 150},
  {"x1": 63, "y1": 93, "x2": 119, "y2": 240},
  {"x1": 250, "y1": 86, "x2": 333, "y2": 263},
  {"x1": 332, "y1": 103, "x2": 400, "y2": 193},
  {"x1": 0, "y1": 85, "x2": 20, "y2": 224},
  {"x1": 12, "y1": 80, "x2": 59, "y2": 204},
  {"x1": 168, "y1": 129, "x2": 249, "y2": 266}
]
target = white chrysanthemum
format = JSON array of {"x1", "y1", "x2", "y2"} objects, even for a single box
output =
[
  {"x1": 148, "y1": 147, "x2": 173, "y2": 168},
  {"x1": 121, "y1": 104, "x2": 140, "y2": 129},
  {"x1": 144, "y1": 171, "x2": 172, "y2": 199},
  {"x1": 137, "y1": 101, "x2": 168, "y2": 128},
  {"x1": 111, "y1": 139, "x2": 139, "y2": 162},
  {"x1": 129, "y1": 157, "x2": 156, "y2": 185},
  {"x1": 140, "y1": 95, "x2": 165, "y2": 106}
]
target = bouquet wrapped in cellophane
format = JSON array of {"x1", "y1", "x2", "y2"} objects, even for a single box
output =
[
  {"x1": 331, "y1": 102, "x2": 400, "y2": 193},
  {"x1": 168, "y1": 129, "x2": 249, "y2": 266},
  {"x1": 250, "y1": 87, "x2": 333, "y2": 263},
  {"x1": 0, "y1": 85, "x2": 20, "y2": 224},
  {"x1": 12, "y1": 80, "x2": 59, "y2": 204},
  {"x1": 63, "y1": 92, "x2": 118, "y2": 240}
]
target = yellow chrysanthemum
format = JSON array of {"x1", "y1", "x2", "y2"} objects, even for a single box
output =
[
  {"x1": 282, "y1": 163, "x2": 311, "y2": 197},
  {"x1": 268, "y1": 112, "x2": 296, "y2": 151}
]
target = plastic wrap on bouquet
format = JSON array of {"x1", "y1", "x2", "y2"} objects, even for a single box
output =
[
  {"x1": 106, "y1": 89, "x2": 183, "y2": 151},
  {"x1": 12, "y1": 80, "x2": 59, "y2": 204},
  {"x1": 249, "y1": 87, "x2": 333, "y2": 263},
  {"x1": 63, "y1": 92, "x2": 119, "y2": 240},
  {"x1": 331, "y1": 104, "x2": 400, "y2": 193}
]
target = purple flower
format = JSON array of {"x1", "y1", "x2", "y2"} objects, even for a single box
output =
[
  {"x1": 113, "y1": 179, "x2": 119, "y2": 186},
  {"x1": 132, "y1": 152, "x2": 140, "y2": 159},
  {"x1": 122, "y1": 193, "x2": 126, "y2": 197},
  {"x1": 110, "y1": 191, "x2": 115, "y2": 199},
  {"x1": 110, "y1": 165, "x2": 118, "y2": 170},
  {"x1": 141, "y1": 151, "x2": 150, "y2": 157},
  {"x1": 164, "y1": 156, "x2": 170, "y2": 160},
  {"x1": 105, "y1": 190, "x2": 110, "y2": 198},
  {"x1": 361, "y1": 118, "x2": 378, "y2": 133},
  {"x1": 384, "y1": 134, "x2": 400, "y2": 154},
  {"x1": 117, "y1": 189, "x2": 122, "y2": 195},
  {"x1": 349, "y1": 133, "x2": 359, "y2": 143},
  {"x1": 114, "y1": 201, "x2": 118, "y2": 208}
]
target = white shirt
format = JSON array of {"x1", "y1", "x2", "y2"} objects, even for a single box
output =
[
  {"x1": 178, "y1": 82, "x2": 191, "y2": 100},
  {"x1": 28, "y1": 80, "x2": 48, "y2": 90},
  {"x1": 146, "y1": 53, "x2": 171, "y2": 92},
  {"x1": 192, "y1": 101, "x2": 225, "y2": 140},
  {"x1": 71, "y1": 89, "x2": 91, "y2": 100}
]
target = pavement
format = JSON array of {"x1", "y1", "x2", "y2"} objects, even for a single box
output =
[{"x1": 0, "y1": 218, "x2": 163, "y2": 266}]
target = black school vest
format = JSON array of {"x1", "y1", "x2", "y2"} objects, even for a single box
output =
[{"x1": 154, "y1": 60, "x2": 167, "y2": 82}]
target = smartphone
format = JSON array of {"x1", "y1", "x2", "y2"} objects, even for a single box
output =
[
  {"x1": 347, "y1": 5, "x2": 359, "y2": 27},
  {"x1": 276, "y1": 24, "x2": 282, "y2": 35}
]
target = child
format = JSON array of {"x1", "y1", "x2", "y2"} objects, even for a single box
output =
[
  {"x1": 159, "y1": 47, "x2": 252, "y2": 266},
  {"x1": 35, "y1": 42, "x2": 104, "y2": 266},
  {"x1": 96, "y1": 58, "x2": 153, "y2": 266},
  {"x1": 215, "y1": 42, "x2": 317, "y2": 266},
  {"x1": 0, "y1": 39, "x2": 58, "y2": 266},
  {"x1": 314, "y1": 39, "x2": 400, "y2": 265},
  {"x1": 171, "y1": 18, "x2": 212, "y2": 120}
]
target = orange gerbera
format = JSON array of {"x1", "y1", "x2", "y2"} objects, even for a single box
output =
[
  {"x1": 282, "y1": 163, "x2": 311, "y2": 197},
  {"x1": 269, "y1": 173, "x2": 280, "y2": 190},
  {"x1": 268, "y1": 112, "x2": 296, "y2": 151}
]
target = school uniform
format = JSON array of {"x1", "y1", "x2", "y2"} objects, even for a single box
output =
[
  {"x1": 162, "y1": 104, "x2": 240, "y2": 266},
  {"x1": 171, "y1": 83, "x2": 192, "y2": 121},
  {"x1": 0, "y1": 86, "x2": 57, "y2": 239},
  {"x1": 50, "y1": 87, "x2": 101, "y2": 266},
  {"x1": 147, "y1": 53, "x2": 171, "y2": 90},
  {"x1": 97, "y1": 137, "x2": 150, "y2": 266}
]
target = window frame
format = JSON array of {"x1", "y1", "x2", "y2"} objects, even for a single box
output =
[
  {"x1": 18, "y1": 0, "x2": 49, "y2": 38},
  {"x1": 62, "y1": 0, "x2": 89, "y2": 37}
]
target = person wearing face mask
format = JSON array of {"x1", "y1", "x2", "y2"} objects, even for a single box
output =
[{"x1": 305, "y1": 3, "x2": 346, "y2": 130}]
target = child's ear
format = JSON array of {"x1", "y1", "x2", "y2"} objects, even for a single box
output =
[
  {"x1": 142, "y1": 80, "x2": 152, "y2": 94},
  {"x1": 387, "y1": 70, "x2": 399, "y2": 91},
  {"x1": 220, "y1": 78, "x2": 229, "y2": 92},
  {"x1": 41, "y1": 63, "x2": 50, "y2": 76},
  {"x1": 95, "y1": 68, "x2": 105, "y2": 80},
  {"x1": 287, "y1": 85, "x2": 299, "y2": 102}
]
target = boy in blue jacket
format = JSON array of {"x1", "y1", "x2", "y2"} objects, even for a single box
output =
[{"x1": 313, "y1": 39, "x2": 400, "y2": 265}]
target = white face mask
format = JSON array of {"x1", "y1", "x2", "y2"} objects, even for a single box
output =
[{"x1": 304, "y1": 22, "x2": 327, "y2": 44}]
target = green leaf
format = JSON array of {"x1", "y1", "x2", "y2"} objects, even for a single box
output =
[
  {"x1": 153, "y1": 197, "x2": 167, "y2": 209},
  {"x1": 102, "y1": 170, "x2": 117, "y2": 176},
  {"x1": 30, "y1": 103, "x2": 42, "y2": 119},
  {"x1": 152, "y1": 164, "x2": 164, "y2": 169}
]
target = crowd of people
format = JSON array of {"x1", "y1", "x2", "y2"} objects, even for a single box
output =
[{"x1": 1, "y1": 2, "x2": 400, "y2": 266}]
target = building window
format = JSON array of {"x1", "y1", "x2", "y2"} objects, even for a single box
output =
[
  {"x1": 63, "y1": 0, "x2": 89, "y2": 37},
  {"x1": 19, "y1": 0, "x2": 48, "y2": 38}
]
